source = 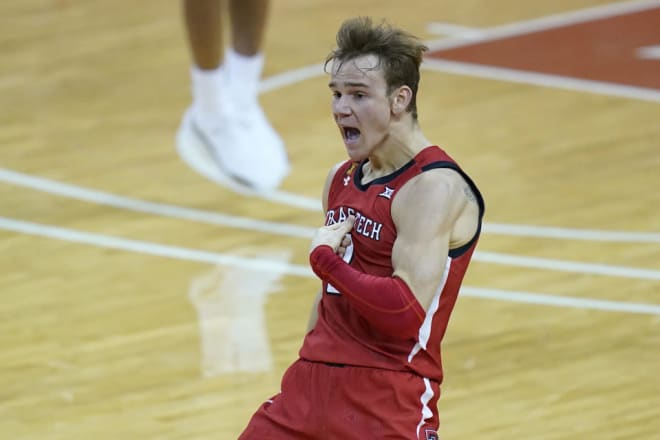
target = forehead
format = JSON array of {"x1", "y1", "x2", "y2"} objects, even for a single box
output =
[{"x1": 329, "y1": 54, "x2": 386, "y2": 86}]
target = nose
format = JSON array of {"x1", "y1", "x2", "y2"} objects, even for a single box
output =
[{"x1": 332, "y1": 96, "x2": 351, "y2": 117}]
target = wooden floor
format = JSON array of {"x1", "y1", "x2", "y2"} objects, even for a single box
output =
[{"x1": 1, "y1": 1, "x2": 659, "y2": 439}]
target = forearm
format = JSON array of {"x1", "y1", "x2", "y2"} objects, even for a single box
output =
[{"x1": 309, "y1": 245, "x2": 425, "y2": 339}]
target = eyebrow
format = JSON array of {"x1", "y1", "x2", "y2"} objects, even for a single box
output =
[{"x1": 328, "y1": 81, "x2": 370, "y2": 89}]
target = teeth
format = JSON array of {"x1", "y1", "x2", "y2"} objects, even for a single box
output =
[{"x1": 345, "y1": 128, "x2": 359, "y2": 140}]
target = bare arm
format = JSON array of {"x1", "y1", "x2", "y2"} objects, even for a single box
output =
[
  {"x1": 307, "y1": 167, "x2": 478, "y2": 338},
  {"x1": 391, "y1": 169, "x2": 472, "y2": 309}
]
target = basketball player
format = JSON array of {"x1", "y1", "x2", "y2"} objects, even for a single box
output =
[
  {"x1": 177, "y1": 0, "x2": 289, "y2": 192},
  {"x1": 239, "y1": 17, "x2": 485, "y2": 439}
]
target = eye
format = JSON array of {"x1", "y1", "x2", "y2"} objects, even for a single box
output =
[
  {"x1": 354, "y1": 92, "x2": 365, "y2": 99},
  {"x1": 332, "y1": 91, "x2": 341, "y2": 99}
]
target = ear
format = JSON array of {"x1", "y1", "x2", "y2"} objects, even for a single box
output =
[{"x1": 391, "y1": 85, "x2": 413, "y2": 116}]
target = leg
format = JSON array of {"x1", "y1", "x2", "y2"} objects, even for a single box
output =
[
  {"x1": 181, "y1": 0, "x2": 225, "y2": 124},
  {"x1": 324, "y1": 366, "x2": 441, "y2": 439},
  {"x1": 238, "y1": 359, "x2": 319, "y2": 439},
  {"x1": 182, "y1": 0, "x2": 223, "y2": 69},
  {"x1": 223, "y1": 0, "x2": 269, "y2": 105},
  {"x1": 177, "y1": 0, "x2": 290, "y2": 192},
  {"x1": 229, "y1": 0, "x2": 270, "y2": 56}
]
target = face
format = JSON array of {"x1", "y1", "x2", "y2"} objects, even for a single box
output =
[{"x1": 328, "y1": 54, "x2": 393, "y2": 161}]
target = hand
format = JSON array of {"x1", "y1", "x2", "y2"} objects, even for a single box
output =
[
  {"x1": 310, "y1": 215, "x2": 355, "y2": 254},
  {"x1": 336, "y1": 233, "x2": 352, "y2": 259}
]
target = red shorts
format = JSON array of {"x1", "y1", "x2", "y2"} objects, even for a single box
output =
[{"x1": 238, "y1": 359, "x2": 440, "y2": 440}]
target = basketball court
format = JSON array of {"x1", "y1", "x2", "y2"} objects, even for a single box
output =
[{"x1": 1, "y1": 0, "x2": 659, "y2": 438}]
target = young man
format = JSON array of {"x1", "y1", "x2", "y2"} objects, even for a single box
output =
[
  {"x1": 177, "y1": 0, "x2": 290, "y2": 192},
  {"x1": 239, "y1": 17, "x2": 485, "y2": 439}
]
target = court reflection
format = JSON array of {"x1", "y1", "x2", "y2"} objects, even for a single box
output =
[{"x1": 187, "y1": 248, "x2": 292, "y2": 376}]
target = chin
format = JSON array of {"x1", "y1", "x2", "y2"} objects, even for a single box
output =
[
  {"x1": 345, "y1": 147, "x2": 367, "y2": 162},
  {"x1": 344, "y1": 141, "x2": 369, "y2": 162}
]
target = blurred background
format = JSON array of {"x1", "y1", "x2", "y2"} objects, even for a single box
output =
[{"x1": 1, "y1": 0, "x2": 659, "y2": 438}]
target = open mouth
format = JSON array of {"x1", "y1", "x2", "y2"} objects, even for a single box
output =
[{"x1": 342, "y1": 126, "x2": 361, "y2": 143}]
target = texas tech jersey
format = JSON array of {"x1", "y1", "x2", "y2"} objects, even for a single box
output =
[{"x1": 299, "y1": 146, "x2": 485, "y2": 383}]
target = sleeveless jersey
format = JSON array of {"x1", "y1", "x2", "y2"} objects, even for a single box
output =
[{"x1": 299, "y1": 145, "x2": 485, "y2": 384}]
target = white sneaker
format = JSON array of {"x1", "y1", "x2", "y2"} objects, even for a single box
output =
[{"x1": 177, "y1": 104, "x2": 290, "y2": 193}]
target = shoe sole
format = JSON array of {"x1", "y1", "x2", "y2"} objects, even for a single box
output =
[
  {"x1": 176, "y1": 111, "x2": 322, "y2": 211},
  {"x1": 176, "y1": 111, "x2": 264, "y2": 196}
]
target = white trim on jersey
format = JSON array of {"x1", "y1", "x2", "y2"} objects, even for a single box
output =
[
  {"x1": 408, "y1": 256, "x2": 452, "y2": 363},
  {"x1": 416, "y1": 377, "x2": 435, "y2": 438}
]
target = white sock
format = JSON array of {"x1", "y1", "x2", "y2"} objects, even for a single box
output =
[
  {"x1": 190, "y1": 65, "x2": 225, "y2": 124},
  {"x1": 224, "y1": 48, "x2": 264, "y2": 107}
]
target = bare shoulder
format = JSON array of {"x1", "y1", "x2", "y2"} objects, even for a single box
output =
[
  {"x1": 322, "y1": 161, "x2": 347, "y2": 212},
  {"x1": 392, "y1": 168, "x2": 479, "y2": 245},
  {"x1": 393, "y1": 168, "x2": 465, "y2": 213},
  {"x1": 327, "y1": 161, "x2": 345, "y2": 180}
]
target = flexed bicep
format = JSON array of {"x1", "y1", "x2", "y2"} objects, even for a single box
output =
[{"x1": 391, "y1": 170, "x2": 464, "y2": 310}]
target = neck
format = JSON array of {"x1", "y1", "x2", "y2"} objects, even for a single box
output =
[{"x1": 363, "y1": 119, "x2": 430, "y2": 180}]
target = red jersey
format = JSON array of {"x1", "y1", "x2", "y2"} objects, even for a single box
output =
[{"x1": 299, "y1": 145, "x2": 485, "y2": 384}]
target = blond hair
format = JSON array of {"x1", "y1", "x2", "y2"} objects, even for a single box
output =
[{"x1": 325, "y1": 17, "x2": 428, "y2": 119}]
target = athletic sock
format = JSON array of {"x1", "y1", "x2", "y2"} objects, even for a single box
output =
[
  {"x1": 190, "y1": 65, "x2": 226, "y2": 127},
  {"x1": 223, "y1": 48, "x2": 264, "y2": 108}
]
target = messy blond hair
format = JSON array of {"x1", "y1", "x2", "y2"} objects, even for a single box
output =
[{"x1": 325, "y1": 17, "x2": 428, "y2": 119}]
